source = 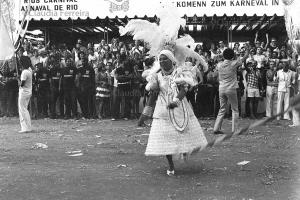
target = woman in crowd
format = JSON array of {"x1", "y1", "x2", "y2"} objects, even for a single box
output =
[{"x1": 95, "y1": 63, "x2": 111, "y2": 119}]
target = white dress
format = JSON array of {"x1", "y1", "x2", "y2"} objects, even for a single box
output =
[{"x1": 145, "y1": 70, "x2": 207, "y2": 156}]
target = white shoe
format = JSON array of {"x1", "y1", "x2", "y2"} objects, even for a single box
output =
[
  {"x1": 166, "y1": 169, "x2": 175, "y2": 176},
  {"x1": 111, "y1": 118, "x2": 116, "y2": 121}
]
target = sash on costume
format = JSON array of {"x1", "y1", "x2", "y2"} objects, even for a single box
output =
[{"x1": 167, "y1": 71, "x2": 189, "y2": 132}]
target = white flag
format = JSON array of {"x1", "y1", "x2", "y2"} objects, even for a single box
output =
[{"x1": 0, "y1": 15, "x2": 14, "y2": 60}]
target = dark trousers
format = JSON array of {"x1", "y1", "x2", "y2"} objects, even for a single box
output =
[
  {"x1": 112, "y1": 87, "x2": 121, "y2": 118},
  {"x1": 213, "y1": 87, "x2": 220, "y2": 118},
  {"x1": 77, "y1": 88, "x2": 93, "y2": 118},
  {"x1": 2, "y1": 89, "x2": 18, "y2": 116},
  {"x1": 29, "y1": 95, "x2": 38, "y2": 119},
  {"x1": 112, "y1": 86, "x2": 131, "y2": 119},
  {"x1": 50, "y1": 88, "x2": 64, "y2": 118},
  {"x1": 196, "y1": 85, "x2": 206, "y2": 117},
  {"x1": 245, "y1": 97, "x2": 250, "y2": 117},
  {"x1": 187, "y1": 88, "x2": 200, "y2": 117},
  {"x1": 197, "y1": 85, "x2": 214, "y2": 117},
  {"x1": 64, "y1": 88, "x2": 77, "y2": 117},
  {"x1": 0, "y1": 87, "x2": 6, "y2": 116},
  {"x1": 38, "y1": 89, "x2": 50, "y2": 117}
]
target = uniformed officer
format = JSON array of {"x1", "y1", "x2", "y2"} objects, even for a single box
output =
[
  {"x1": 3, "y1": 58, "x2": 19, "y2": 117},
  {"x1": 49, "y1": 55, "x2": 64, "y2": 119},
  {"x1": 115, "y1": 58, "x2": 133, "y2": 120},
  {"x1": 77, "y1": 57, "x2": 95, "y2": 119},
  {"x1": 61, "y1": 57, "x2": 77, "y2": 119},
  {"x1": 36, "y1": 58, "x2": 50, "y2": 118}
]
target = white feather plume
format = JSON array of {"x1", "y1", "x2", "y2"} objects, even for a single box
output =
[
  {"x1": 283, "y1": 0, "x2": 300, "y2": 54},
  {"x1": 119, "y1": 3, "x2": 208, "y2": 82},
  {"x1": 157, "y1": 4, "x2": 186, "y2": 41},
  {"x1": 176, "y1": 35, "x2": 195, "y2": 48}
]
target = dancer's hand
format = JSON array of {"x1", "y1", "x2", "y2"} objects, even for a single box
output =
[{"x1": 138, "y1": 114, "x2": 150, "y2": 127}]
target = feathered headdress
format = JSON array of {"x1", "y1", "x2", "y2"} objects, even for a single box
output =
[
  {"x1": 119, "y1": 4, "x2": 208, "y2": 70},
  {"x1": 283, "y1": 0, "x2": 300, "y2": 54}
]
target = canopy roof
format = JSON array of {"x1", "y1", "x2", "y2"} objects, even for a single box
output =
[{"x1": 28, "y1": 14, "x2": 285, "y2": 36}]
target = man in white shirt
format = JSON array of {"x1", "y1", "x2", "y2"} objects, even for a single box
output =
[
  {"x1": 276, "y1": 62, "x2": 295, "y2": 120},
  {"x1": 30, "y1": 49, "x2": 41, "y2": 67},
  {"x1": 18, "y1": 54, "x2": 33, "y2": 133},
  {"x1": 253, "y1": 47, "x2": 267, "y2": 69}
]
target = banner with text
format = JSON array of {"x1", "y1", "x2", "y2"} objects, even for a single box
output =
[{"x1": 16, "y1": 0, "x2": 285, "y2": 20}]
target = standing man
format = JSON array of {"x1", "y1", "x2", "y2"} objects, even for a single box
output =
[
  {"x1": 265, "y1": 61, "x2": 278, "y2": 117},
  {"x1": 213, "y1": 47, "x2": 249, "y2": 134},
  {"x1": 277, "y1": 62, "x2": 295, "y2": 120},
  {"x1": 18, "y1": 54, "x2": 33, "y2": 133},
  {"x1": 61, "y1": 57, "x2": 78, "y2": 119},
  {"x1": 36, "y1": 58, "x2": 50, "y2": 118},
  {"x1": 245, "y1": 61, "x2": 261, "y2": 119},
  {"x1": 3, "y1": 58, "x2": 19, "y2": 117},
  {"x1": 115, "y1": 58, "x2": 133, "y2": 120},
  {"x1": 77, "y1": 57, "x2": 95, "y2": 119},
  {"x1": 49, "y1": 57, "x2": 64, "y2": 119}
]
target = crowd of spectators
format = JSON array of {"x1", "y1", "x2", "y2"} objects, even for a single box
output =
[{"x1": 0, "y1": 32, "x2": 299, "y2": 122}]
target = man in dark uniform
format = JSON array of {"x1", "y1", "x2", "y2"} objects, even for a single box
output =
[
  {"x1": 0, "y1": 61, "x2": 9, "y2": 117},
  {"x1": 30, "y1": 62, "x2": 40, "y2": 119},
  {"x1": 61, "y1": 57, "x2": 77, "y2": 119},
  {"x1": 36, "y1": 60, "x2": 50, "y2": 118},
  {"x1": 115, "y1": 58, "x2": 133, "y2": 120},
  {"x1": 49, "y1": 55, "x2": 64, "y2": 119},
  {"x1": 77, "y1": 57, "x2": 95, "y2": 119},
  {"x1": 3, "y1": 58, "x2": 19, "y2": 117}
]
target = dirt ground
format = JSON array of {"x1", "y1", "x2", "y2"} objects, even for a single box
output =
[{"x1": 0, "y1": 117, "x2": 299, "y2": 200}]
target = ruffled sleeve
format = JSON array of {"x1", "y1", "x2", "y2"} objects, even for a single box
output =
[
  {"x1": 145, "y1": 73, "x2": 159, "y2": 91},
  {"x1": 173, "y1": 67, "x2": 197, "y2": 88}
]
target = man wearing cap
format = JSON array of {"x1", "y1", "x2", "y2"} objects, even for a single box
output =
[{"x1": 213, "y1": 47, "x2": 249, "y2": 134}]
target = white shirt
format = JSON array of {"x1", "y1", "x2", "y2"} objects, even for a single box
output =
[
  {"x1": 277, "y1": 69, "x2": 293, "y2": 92},
  {"x1": 30, "y1": 56, "x2": 41, "y2": 66},
  {"x1": 253, "y1": 54, "x2": 267, "y2": 69},
  {"x1": 20, "y1": 68, "x2": 32, "y2": 94},
  {"x1": 110, "y1": 69, "x2": 118, "y2": 87}
]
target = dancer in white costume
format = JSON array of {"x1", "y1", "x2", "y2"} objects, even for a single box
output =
[
  {"x1": 120, "y1": 5, "x2": 208, "y2": 175},
  {"x1": 18, "y1": 51, "x2": 33, "y2": 133},
  {"x1": 144, "y1": 50, "x2": 208, "y2": 175}
]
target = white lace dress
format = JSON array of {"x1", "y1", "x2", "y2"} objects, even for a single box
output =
[{"x1": 145, "y1": 70, "x2": 207, "y2": 156}]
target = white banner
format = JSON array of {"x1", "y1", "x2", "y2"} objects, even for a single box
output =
[{"x1": 15, "y1": 0, "x2": 285, "y2": 20}]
